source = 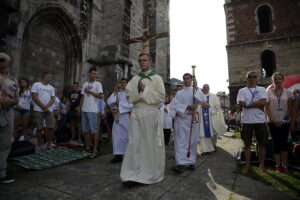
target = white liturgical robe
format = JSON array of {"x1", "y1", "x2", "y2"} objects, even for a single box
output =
[
  {"x1": 169, "y1": 86, "x2": 207, "y2": 165},
  {"x1": 107, "y1": 90, "x2": 133, "y2": 155},
  {"x1": 198, "y1": 93, "x2": 226, "y2": 154},
  {"x1": 120, "y1": 71, "x2": 165, "y2": 184}
]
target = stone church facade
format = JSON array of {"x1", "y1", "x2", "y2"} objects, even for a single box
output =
[
  {"x1": 224, "y1": 0, "x2": 300, "y2": 107},
  {"x1": 0, "y1": 0, "x2": 170, "y2": 97}
]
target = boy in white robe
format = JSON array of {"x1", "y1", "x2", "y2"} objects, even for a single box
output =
[
  {"x1": 169, "y1": 73, "x2": 208, "y2": 173},
  {"x1": 107, "y1": 78, "x2": 133, "y2": 163},
  {"x1": 198, "y1": 84, "x2": 226, "y2": 155},
  {"x1": 120, "y1": 53, "x2": 165, "y2": 186}
]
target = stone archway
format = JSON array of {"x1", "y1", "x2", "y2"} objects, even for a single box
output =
[{"x1": 20, "y1": 7, "x2": 82, "y2": 97}]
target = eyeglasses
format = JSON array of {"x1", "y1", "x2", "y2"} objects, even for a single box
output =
[
  {"x1": 0, "y1": 58, "x2": 5, "y2": 62},
  {"x1": 274, "y1": 78, "x2": 282, "y2": 81},
  {"x1": 248, "y1": 75, "x2": 257, "y2": 79},
  {"x1": 138, "y1": 59, "x2": 149, "y2": 63}
]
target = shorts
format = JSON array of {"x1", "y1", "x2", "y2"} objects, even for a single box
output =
[
  {"x1": 14, "y1": 108, "x2": 30, "y2": 116},
  {"x1": 241, "y1": 123, "x2": 268, "y2": 146},
  {"x1": 69, "y1": 110, "x2": 81, "y2": 123},
  {"x1": 32, "y1": 111, "x2": 55, "y2": 129},
  {"x1": 82, "y1": 112, "x2": 98, "y2": 134},
  {"x1": 97, "y1": 113, "x2": 102, "y2": 130}
]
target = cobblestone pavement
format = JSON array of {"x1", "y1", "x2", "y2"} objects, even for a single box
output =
[{"x1": 0, "y1": 132, "x2": 291, "y2": 200}]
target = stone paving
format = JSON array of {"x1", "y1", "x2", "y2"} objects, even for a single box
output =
[{"x1": 0, "y1": 132, "x2": 292, "y2": 200}]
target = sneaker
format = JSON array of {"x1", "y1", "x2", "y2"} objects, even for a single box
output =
[
  {"x1": 275, "y1": 167, "x2": 281, "y2": 173},
  {"x1": 282, "y1": 166, "x2": 288, "y2": 174},
  {"x1": 0, "y1": 176, "x2": 15, "y2": 184}
]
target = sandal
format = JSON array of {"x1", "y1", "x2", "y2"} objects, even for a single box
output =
[
  {"x1": 89, "y1": 152, "x2": 97, "y2": 159},
  {"x1": 259, "y1": 165, "x2": 267, "y2": 173},
  {"x1": 85, "y1": 148, "x2": 92, "y2": 153},
  {"x1": 242, "y1": 165, "x2": 250, "y2": 174}
]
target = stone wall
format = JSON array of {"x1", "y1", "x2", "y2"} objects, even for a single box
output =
[
  {"x1": 224, "y1": 0, "x2": 300, "y2": 45},
  {"x1": 227, "y1": 38, "x2": 300, "y2": 86},
  {"x1": 0, "y1": 0, "x2": 170, "y2": 97},
  {"x1": 154, "y1": 0, "x2": 170, "y2": 84}
]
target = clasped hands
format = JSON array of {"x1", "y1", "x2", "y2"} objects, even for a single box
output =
[
  {"x1": 187, "y1": 103, "x2": 210, "y2": 112},
  {"x1": 273, "y1": 120, "x2": 283, "y2": 127},
  {"x1": 40, "y1": 104, "x2": 50, "y2": 112},
  {"x1": 138, "y1": 81, "x2": 145, "y2": 93}
]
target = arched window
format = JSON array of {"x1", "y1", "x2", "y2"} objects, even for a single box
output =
[
  {"x1": 261, "y1": 50, "x2": 276, "y2": 77},
  {"x1": 257, "y1": 5, "x2": 273, "y2": 33}
]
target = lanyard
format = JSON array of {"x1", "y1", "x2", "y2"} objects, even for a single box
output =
[
  {"x1": 21, "y1": 90, "x2": 30, "y2": 101},
  {"x1": 247, "y1": 87, "x2": 256, "y2": 101},
  {"x1": 87, "y1": 82, "x2": 93, "y2": 89},
  {"x1": 275, "y1": 89, "x2": 283, "y2": 108}
]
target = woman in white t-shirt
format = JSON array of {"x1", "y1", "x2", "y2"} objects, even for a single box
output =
[
  {"x1": 13, "y1": 78, "x2": 31, "y2": 142},
  {"x1": 265, "y1": 72, "x2": 293, "y2": 173}
]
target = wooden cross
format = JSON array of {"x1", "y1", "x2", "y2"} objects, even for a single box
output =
[{"x1": 125, "y1": 15, "x2": 169, "y2": 54}]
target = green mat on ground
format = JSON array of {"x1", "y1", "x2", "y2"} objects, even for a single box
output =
[{"x1": 10, "y1": 147, "x2": 90, "y2": 170}]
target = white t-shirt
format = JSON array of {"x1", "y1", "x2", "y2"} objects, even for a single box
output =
[
  {"x1": 31, "y1": 82, "x2": 55, "y2": 112},
  {"x1": 266, "y1": 89, "x2": 293, "y2": 122},
  {"x1": 60, "y1": 102, "x2": 68, "y2": 115},
  {"x1": 81, "y1": 81, "x2": 103, "y2": 113},
  {"x1": 18, "y1": 89, "x2": 31, "y2": 110},
  {"x1": 236, "y1": 86, "x2": 267, "y2": 124}
]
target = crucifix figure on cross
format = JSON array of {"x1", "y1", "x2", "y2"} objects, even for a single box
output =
[{"x1": 126, "y1": 15, "x2": 169, "y2": 54}]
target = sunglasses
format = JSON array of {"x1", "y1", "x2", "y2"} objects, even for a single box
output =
[
  {"x1": 248, "y1": 75, "x2": 257, "y2": 79},
  {"x1": 0, "y1": 58, "x2": 5, "y2": 62}
]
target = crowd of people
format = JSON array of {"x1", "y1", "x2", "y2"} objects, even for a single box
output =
[
  {"x1": 1, "y1": 52, "x2": 300, "y2": 187},
  {"x1": 237, "y1": 71, "x2": 300, "y2": 174}
]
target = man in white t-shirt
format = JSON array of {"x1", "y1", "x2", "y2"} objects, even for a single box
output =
[
  {"x1": 31, "y1": 72, "x2": 56, "y2": 150},
  {"x1": 78, "y1": 67, "x2": 103, "y2": 158},
  {"x1": 236, "y1": 71, "x2": 268, "y2": 174}
]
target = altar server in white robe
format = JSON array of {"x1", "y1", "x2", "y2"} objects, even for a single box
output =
[
  {"x1": 169, "y1": 73, "x2": 209, "y2": 173},
  {"x1": 198, "y1": 84, "x2": 227, "y2": 155},
  {"x1": 107, "y1": 78, "x2": 133, "y2": 163},
  {"x1": 120, "y1": 53, "x2": 165, "y2": 186}
]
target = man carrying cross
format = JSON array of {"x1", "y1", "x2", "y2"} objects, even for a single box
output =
[
  {"x1": 168, "y1": 73, "x2": 208, "y2": 173},
  {"x1": 120, "y1": 53, "x2": 165, "y2": 186}
]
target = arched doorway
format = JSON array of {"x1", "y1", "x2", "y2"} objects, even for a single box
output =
[
  {"x1": 21, "y1": 7, "x2": 82, "y2": 97},
  {"x1": 261, "y1": 50, "x2": 276, "y2": 77}
]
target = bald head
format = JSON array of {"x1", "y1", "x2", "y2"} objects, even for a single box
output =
[
  {"x1": 0, "y1": 53, "x2": 12, "y2": 62},
  {"x1": 202, "y1": 84, "x2": 210, "y2": 94}
]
